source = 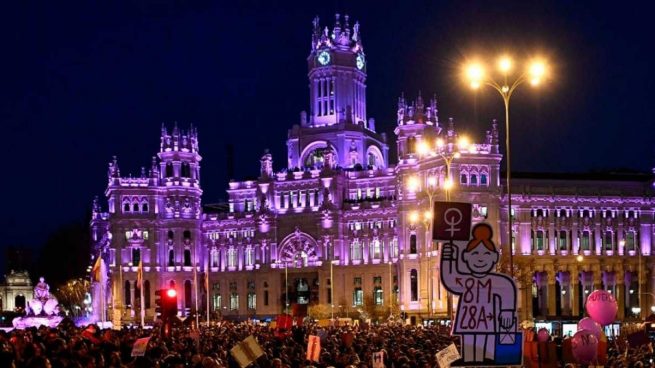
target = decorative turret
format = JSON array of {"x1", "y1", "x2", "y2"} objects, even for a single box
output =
[
  {"x1": 160, "y1": 123, "x2": 199, "y2": 153},
  {"x1": 394, "y1": 92, "x2": 441, "y2": 160},
  {"x1": 260, "y1": 150, "x2": 273, "y2": 178},
  {"x1": 158, "y1": 123, "x2": 202, "y2": 188},
  {"x1": 397, "y1": 92, "x2": 439, "y2": 127},
  {"x1": 491, "y1": 119, "x2": 500, "y2": 154},
  {"x1": 307, "y1": 13, "x2": 367, "y2": 127}
]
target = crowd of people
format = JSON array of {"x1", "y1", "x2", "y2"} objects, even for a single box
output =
[{"x1": 0, "y1": 318, "x2": 652, "y2": 368}]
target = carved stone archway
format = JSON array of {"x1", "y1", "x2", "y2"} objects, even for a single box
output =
[{"x1": 278, "y1": 228, "x2": 319, "y2": 268}]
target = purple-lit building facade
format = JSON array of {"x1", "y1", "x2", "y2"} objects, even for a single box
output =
[{"x1": 90, "y1": 14, "x2": 655, "y2": 325}]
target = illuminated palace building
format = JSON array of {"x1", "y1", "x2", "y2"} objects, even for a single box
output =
[{"x1": 91, "y1": 14, "x2": 655, "y2": 325}]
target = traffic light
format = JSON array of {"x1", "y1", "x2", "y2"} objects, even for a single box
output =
[
  {"x1": 163, "y1": 288, "x2": 178, "y2": 320},
  {"x1": 155, "y1": 288, "x2": 178, "y2": 321}
]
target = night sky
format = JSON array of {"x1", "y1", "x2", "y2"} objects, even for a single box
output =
[{"x1": 2, "y1": 1, "x2": 654, "y2": 271}]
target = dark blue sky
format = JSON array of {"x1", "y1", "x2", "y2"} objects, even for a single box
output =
[{"x1": 2, "y1": 1, "x2": 654, "y2": 261}]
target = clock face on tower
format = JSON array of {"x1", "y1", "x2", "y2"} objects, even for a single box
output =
[
  {"x1": 317, "y1": 51, "x2": 330, "y2": 65},
  {"x1": 356, "y1": 54, "x2": 365, "y2": 70}
]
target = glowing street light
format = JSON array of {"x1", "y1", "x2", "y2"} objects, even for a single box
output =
[{"x1": 462, "y1": 55, "x2": 550, "y2": 277}]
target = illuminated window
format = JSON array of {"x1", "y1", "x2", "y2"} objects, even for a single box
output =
[
  {"x1": 245, "y1": 248, "x2": 255, "y2": 267},
  {"x1": 390, "y1": 238, "x2": 399, "y2": 259},
  {"x1": 230, "y1": 293, "x2": 239, "y2": 310},
  {"x1": 211, "y1": 250, "x2": 219, "y2": 268},
  {"x1": 227, "y1": 248, "x2": 237, "y2": 268},
  {"x1": 247, "y1": 292, "x2": 256, "y2": 310},
  {"x1": 213, "y1": 294, "x2": 222, "y2": 310},
  {"x1": 353, "y1": 287, "x2": 363, "y2": 306},
  {"x1": 375, "y1": 187, "x2": 381, "y2": 198},
  {"x1": 374, "y1": 287, "x2": 383, "y2": 305},
  {"x1": 142, "y1": 231, "x2": 149, "y2": 240},
  {"x1": 371, "y1": 239, "x2": 381, "y2": 259},
  {"x1": 351, "y1": 240, "x2": 362, "y2": 261}
]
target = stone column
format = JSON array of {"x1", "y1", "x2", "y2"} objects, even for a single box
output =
[
  {"x1": 547, "y1": 268, "x2": 557, "y2": 316},
  {"x1": 557, "y1": 271, "x2": 572, "y2": 316},
  {"x1": 615, "y1": 268, "x2": 625, "y2": 320},
  {"x1": 570, "y1": 268, "x2": 580, "y2": 317},
  {"x1": 594, "y1": 224, "x2": 602, "y2": 255}
]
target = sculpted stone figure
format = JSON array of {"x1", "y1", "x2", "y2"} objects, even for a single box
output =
[{"x1": 34, "y1": 277, "x2": 50, "y2": 301}]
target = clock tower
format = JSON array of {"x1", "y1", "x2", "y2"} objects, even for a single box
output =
[{"x1": 307, "y1": 14, "x2": 367, "y2": 128}]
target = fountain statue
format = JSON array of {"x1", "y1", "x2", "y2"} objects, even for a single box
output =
[{"x1": 13, "y1": 276, "x2": 63, "y2": 329}]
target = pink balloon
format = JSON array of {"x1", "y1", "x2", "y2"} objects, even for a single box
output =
[
  {"x1": 572, "y1": 330, "x2": 599, "y2": 364},
  {"x1": 585, "y1": 290, "x2": 618, "y2": 326},
  {"x1": 578, "y1": 317, "x2": 602, "y2": 339},
  {"x1": 537, "y1": 328, "x2": 550, "y2": 342}
]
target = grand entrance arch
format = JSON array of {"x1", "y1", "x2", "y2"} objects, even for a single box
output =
[{"x1": 278, "y1": 228, "x2": 320, "y2": 309}]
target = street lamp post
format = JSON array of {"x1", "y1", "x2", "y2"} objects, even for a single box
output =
[
  {"x1": 464, "y1": 56, "x2": 547, "y2": 277},
  {"x1": 407, "y1": 137, "x2": 467, "y2": 319}
]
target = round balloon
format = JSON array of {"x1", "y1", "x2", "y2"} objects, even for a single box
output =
[
  {"x1": 571, "y1": 330, "x2": 599, "y2": 364},
  {"x1": 585, "y1": 290, "x2": 618, "y2": 326},
  {"x1": 577, "y1": 317, "x2": 603, "y2": 339},
  {"x1": 537, "y1": 328, "x2": 550, "y2": 342}
]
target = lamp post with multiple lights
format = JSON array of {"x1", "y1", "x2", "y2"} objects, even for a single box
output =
[{"x1": 464, "y1": 56, "x2": 547, "y2": 277}]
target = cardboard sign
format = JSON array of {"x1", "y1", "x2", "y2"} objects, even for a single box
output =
[
  {"x1": 131, "y1": 336, "x2": 151, "y2": 357},
  {"x1": 440, "y1": 212, "x2": 521, "y2": 366},
  {"x1": 435, "y1": 343, "x2": 461, "y2": 368},
  {"x1": 306, "y1": 335, "x2": 321, "y2": 362},
  {"x1": 433, "y1": 202, "x2": 472, "y2": 241},
  {"x1": 372, "y1": 351, "x2": 385, "y2": 368},
  {"x1": 230, "y1": 335, "x2": 264, "y2": 368}
]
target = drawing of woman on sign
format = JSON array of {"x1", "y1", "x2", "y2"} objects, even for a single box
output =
[{"x1": 441, "y1": 223, "x2": 517, "y2": 364}]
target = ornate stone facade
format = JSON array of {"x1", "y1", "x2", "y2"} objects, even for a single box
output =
[
  {"x1": 0, "y1": 270, "x2": 33, "y2": 312},
  {"x1": 90, "y1": 14, "x2": 655, "y2": 325}
]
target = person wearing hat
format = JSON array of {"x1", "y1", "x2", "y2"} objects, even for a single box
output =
[{"x1": 441, "y1": 223, "x2": 517, "y2": 363}]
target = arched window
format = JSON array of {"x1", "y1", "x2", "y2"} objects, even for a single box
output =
[
  {"x1": 168, "y1": 230, "x2": 174, "y2": 240},
  {"x1": 409, "y1": 234, "x2": 417, "y2": 254},
  {"x1": 460, "y1": 173, "x2": 468, "y2": 185},
  {"x1": 123, "y1": 202, "x2": 131, "y2": 213},
  {"x1": 581, "y1": 231, "x2": 591, "y2": 251},
  {"x1": 168, "y1": 249, "x2": 175, "y2": 266},
  {"x1": 141, "y1": 202, "x2": 149, "y2": 212},
  {"x1": 183, "y1": 230, "x2": 191, "y2": 244},
  {"x1": 410, "y1": 269, "x2": 418, "y2": 301},
  {"x1": 133, "y1": 203, "x2": 139, "y2": 212},
  {"x1": 470, "y1": 174, "x2": 478, "y2": 185},
  {"x1": 184, "y1": 280, "x2": 192, "y2": 308},
  {"x1": 480, "y1": 174, "x2": 488, "y2": 185},
  {"x1": 14, "y1": 295, "x2": 25, "y2": 310},
  {"x1": 144, "y1": 280, "x2": 151, "y2": 308},
  {"x1": 169, "y1": 280, "x2": 176, "y2": 289},
  {"x1": 124, "y1": 280, "x2": 131, "y2": 306},
  {"x1": 166, "y1": 162, "x2": 174, "y2": 177},
  {"x1": 184, "y1": 249, "x2": 192, "y2": 266}
]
